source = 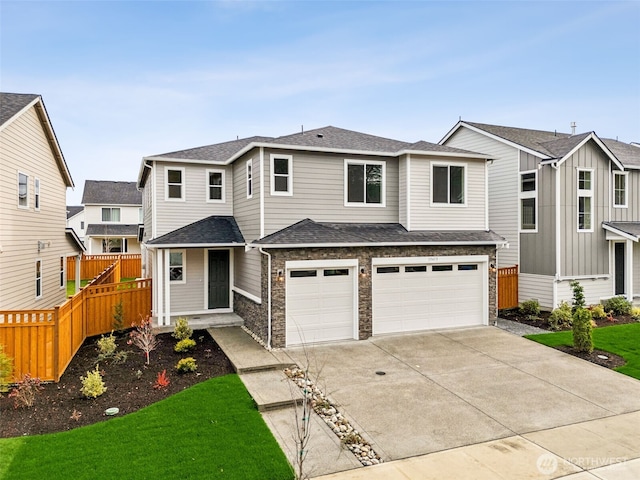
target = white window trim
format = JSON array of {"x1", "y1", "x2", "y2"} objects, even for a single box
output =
[
  {"x1": 343, "y1": 159, "x2": 387, "y2": 207},
  {"x1": 246, "y1": 159, "x2": 253, "y2": 199},
  {"x1": 430, "y1": 161, "x2": 467, "y2": 207},
  {"x1": 165, "y1": 166, "x2": 186, "y2": 201},
  {"x1": 613, "y1": 171, "x2": 628, "y2": 208},
  {"x1": 34, "y1": 178, "x2": 41, "y2": 211},
  {"x1": 35, "y1": 258, "x2": 42, "y2": 299},
  {"x1": 169, "y1": 249, "x2": 186, "y2": 284},
  {"x1": 270, "y1": 154, "x2": 293, "y2": 196},
  {"x1": 519, "y1": 169, "x2": 538, "y2": 233},
  {"x1": 206, "y1": 168, "x2": 226, "y2": 203},
  {"x1": 18, "y1": 171, "x2": 29, "y2": 209},
  {"x1": 577, "y1": 168, "x2": 594, "y2": 233},
  {"x1": 101, "y1": 207, "x2": 121, "y2": 223}
]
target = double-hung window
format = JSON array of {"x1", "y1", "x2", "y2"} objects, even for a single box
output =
[
  {"x1": 270, "y1": 154, "x2": 292, "y2": 195},
  {"x1": 432, "y1": 163, "x2": 465, "y2": 205},
  {"x1": 345, "y1": 160, "x2": 385, "y2": 206},
  {"x1": 519, "y1": 171, "x2": 537, "y2": 231},
  {"x1": 577, "y1": 169, "x2": 593, "y2": 231},
  {"x1": 102, "y1": 207, "x2": 121, "y2": 222},
  {"x1": 18, "y1": 172, "x2": 28, "y2": 208},
  {"x1": 35, "y1": 260, "x2": 42, "y2": 299},
  {"x1": 246, "y1": 160, "x2": 253, "y2": 198},
  {"x1": 166, "y1": 167, "x2": 185, "y2": 200},
  {"x1": 206, "y1": 169, "x2": 225, "y2": 202},
  {"x1": 613, "y1": 171, "x2": 627, "y2": 208},
  {"x1": 34, "y1": 178, "x2": 41, "y2": 210},
  {"x1": 169, "y1": 250, "x2": 185, "y2": 283}
]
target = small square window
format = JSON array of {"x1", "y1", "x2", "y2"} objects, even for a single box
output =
[
  {"x1": 345, "y1": 160, "x2": 385, "y2": 206},
  {"x1": 432, "y1": 164, "x2": 465, "y2": 205}
]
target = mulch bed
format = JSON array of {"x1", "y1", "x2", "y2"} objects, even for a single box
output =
[{"x1": 0, "y1": 330, "x2": 234, "y2": 439}]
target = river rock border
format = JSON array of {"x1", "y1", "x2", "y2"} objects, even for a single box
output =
[{"x1": 284, "y1": 367, "x2": 383, "y2": 466}]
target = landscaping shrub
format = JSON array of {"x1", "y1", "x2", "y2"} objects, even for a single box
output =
[
  {"x1": 153, "y1": 369, "x2": 170, "y2": 389},
  {"x1": 632, "y1": 307, "x2": 640, "y2": 321},
  {"x1": 519, "y1": 299, "x2": 540, "y2": 317},
  {"x1": 548, "y1": 301, "x2": 572, "y2": 331},
  {"x1": 172, "y1": 317, "x2": 193, "y2": 341},
  {"x1": 174, "y1": 338, "x2": 196, "y2": 353},
  {"x1": 589, "y1": 304, "x2": 607, "y2": 320},
  {"x1": 176, "y1": 357, "x2": 197, "y2": 373},
  {"x1": 0, "y1": 344, "x2": 12, "y2": 394},
  {"x1": 128, "y1": 316, "x2": 159, "y2": 364},
  {"x1": 602, "y1": 296, "x2": 632, "y2": 316},
  {"x1": 112, "y1": 301, "x2": 125, "y2": 333},
  {"x1": 8, "y1": 373, "x2": 43, "y2": 408},
  {"x1": 80, "y1": 365, "x2": 107, "y2": 398},
  {"x1": 570, "y1": 281, "x2": 586, "y2": 312},
  {"x1": 97, "y1": 332, "x2": 117, "y2": 357},
  {"x1": 572, "y1": 307, "x2": 593, "y2": 353}
]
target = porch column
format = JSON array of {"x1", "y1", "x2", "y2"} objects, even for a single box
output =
[
  {"x1": 627, "y1": 239, "x2": 634, "y2": 302},
  {"x1": 156, "y1": 249, "x2": 164, "y2": 326},
  {"x1": 164, "y1": 248, "x2": 171, "y2": 326}
]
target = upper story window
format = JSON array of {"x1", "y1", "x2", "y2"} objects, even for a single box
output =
[
  {"x1": 519, "y1": 171, "x2": 537, "y2": 231},
  {"x1": 102, "y1": 207, "x2": 121, "y2": 222},
  {"x1": 34, "y1": 178, "x2": 41, "y2": 210},
  {"x1": 270, "y1": 154, "x2": 293, "y2": 196},
  {"x1": 138, "y1": 207, "x2": 143, "y2": 223},
  {"x1": 207, "y1": 169, "x2": 225, "y2": 203},
  {"x1": 613, "y1": 171, "x2": 627, "y2": 208},
  {"x1": 18, "y1": 172, "x2": 28, "y2": 208},
  {"x1": 246, "y1": 160, "x2": 253, "y2": 198},
  {"x1": 577, "y1": 169, "x2": 593, "y2": 232},
  {"x1": 35, "y1": 259, "x2": 42, "y2": 299},
  {"x1": 169, "y1": 250, "x2": 185, "y2": 283},
  {"x1": 80, "y1": 221, "x2": 85, "y2": 230},
  {"x1": 432, "y1": 163, "x2": 465, "y2": 205},
  {"x1": 165, "y1": 167, "x2": 185, "y2": 201},
  {"x1": 345, "y1": 159, "x2": 385, "y2": 206}
]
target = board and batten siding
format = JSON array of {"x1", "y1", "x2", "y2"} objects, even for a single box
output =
[
  {"x1": 153, "y1": 162, "x2": 233, "y2": 237},
  {"x1": 634, "y1": 242, "x2": 640, "y2": 298},
  {"x1": 169, "y1": 249, "x2": 205, "y2": 312},
  {"x1": 612, "y1": 169, "x2": 640, "y2": 222},
  {"x1": 408, "y1": 155, "x2": 486, "y2": 230},
  {"x1": 399, "y1": 156, "x2": 407, "y2": 228},
  {"x1": 444, "y1": 128, "x2": 520, "y2": 267},
  {"x1": 0, "y1": 105, "x2": 72, "y2": 309},
  {"x1": 263, "y1": 149, "x2": 399, "y2": 234},
  {"x1": 519, "y1": 274, "x2": 554, "y2": 309},
  {"x1": 558, "y1": 141, "x2": 610, "y2": 277}
]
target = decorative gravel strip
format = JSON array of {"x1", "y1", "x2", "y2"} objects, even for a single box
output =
[
  {"x1": 284, "y1": 367, "x2": 383, "y2": 466},
  {"x1": 241, "y1": 326, "x2": 274, "y2": 350}
]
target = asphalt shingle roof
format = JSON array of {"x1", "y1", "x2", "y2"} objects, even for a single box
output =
[
  {"x1": 147, "y1": 216, "x2": 245, "y2": 246},
  {"x1": 82, "y1": 180, "x2": 142, "y2": 205},
  {"x1": 603, "y1": 222, "x2": 640, "y2": 240},
  {"x1": 85, "y1": 224, "x2": 140, "y2": 236},
  {"x1": 150, "y1": 136, "x2": 273, "y2": 162},
  {"x1": 254, "y1": 218, "x2": 506, "y2": 246},
  {"x1": 602, "y1": 139, "x2": 640, "y2": 168},
  {"x1": 66, "y1": 205, "x2": 84, "y2": 219},
  {"x1": 0, "y1": 93, "x2": 39, "y2": 126}
]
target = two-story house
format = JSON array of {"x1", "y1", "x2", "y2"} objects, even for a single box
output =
[
  {"x1": 440, "y1": 121, "x2": 640, "y2": 309},
  {"x1": 81, "y1": 180, "x2": 143, "y2": 255},
  {"x1": 0, "y1": 92, "x2": 84, "y2": 310},
  {"x1": 138, "y1": 126, "x2": 506, "y2": 348},
  {"x1": 66, "y1": 205, "x2": 85, "y2": 242}
]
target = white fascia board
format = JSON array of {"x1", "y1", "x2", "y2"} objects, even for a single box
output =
[
  {"x1": 252, "y1": 240, "x2": 508, "y2": 249},
  {"x1": 396, "y1": 149, "x2": 490, "y2": 160},
  {"x1": 142, "y1": 155, "x2": 227, "y2": 166},
  {"x1": 438, "y1": 121, "x2": 464, "y2": 144},
  {"x1": 373, "y1": 254, "x2": 488, "y2": 265},
  {"x1": 144, "y1": 243, "x2": 246, "y2": 249},
  {"x1": 555, "y1": 133, "x2": 625, "y2": 170},
  {"x1": 602, "y1": 223, "x2": 639, "y2": 242},
  {"x1": 137, "y1": 159, "x2": 152, "y2": 188}
]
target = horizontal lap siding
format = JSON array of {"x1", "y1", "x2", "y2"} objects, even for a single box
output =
[
  {"x1": 444, "y1": 128, "x2": 520, "y2": 267},
  {"x1": 556, "y1": 278, "x2": 613, "y2": 305},
  {"x1": 170, "y1": 249, "x2": 204, "y2": 312},
  {"x1": 234, "y1": 248, "x2": 261, "y2": 299},
  {"x1": 519, "y1": 274, "x2": 554, "y2": 309}
]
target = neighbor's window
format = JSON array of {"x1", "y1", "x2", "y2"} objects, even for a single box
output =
[
  {"x1": 34, "y1": 178, "x2": 41, "y2": 210},
  {"x1": 139, "y1": 207, "x2": 143, "y2": 223},
  {"x1": 169, "y1": 250, "x2": 185, "y2": 282},
  {"x1": 101, "y1": 207, "x2": 121, "y2": 222},
  {"x1": 80, "y1": 221, "x2": 85, "y2": 230},
  {"x1": 246, "y1": 159, "x2": 253, "y2": 198},
  {"x1": 520, "y1": 171, "x2": 537, "y2": 231},
  {"x1": 60, "y1": 256, "x2": 65, "y2": 288},
  {"x1": 271, "y1": 155, "x2": 293, "y2": 195},
  {"x1": 345, "y1": 160, "x2": 385, "y2": 205},
  {"x1": 613, "y1": 171, "x2": 627, "y2": 208},
  {"x1": 207, "y1": 169, "x2": 225, "y2": 202},
  {"x1": 166, "y1": 167, "x2": 185, "y2": 200},
  {"x1": 432, "y1": 164, "x2": 465, "y2": 205},
  {"x1": 102, "y1": 238, "x2": 126, "y2": 253},
  {"x1": 18, "y1": 172, "x2": 28, "y2": 207},
  {"x1": 577, "y1": 169, "x2": 593, "y2": 231},
  {"x1": 35, "y1": 260, "x2": 42, "y2": 298}
]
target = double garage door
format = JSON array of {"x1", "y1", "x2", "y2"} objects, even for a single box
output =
[{"x1": 285, "y1": 257, "x2": 487, "y2": 346}]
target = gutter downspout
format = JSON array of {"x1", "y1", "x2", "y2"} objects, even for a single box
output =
[{"x1": 259, "y1": 247, "x2": 272, "y2": 350}]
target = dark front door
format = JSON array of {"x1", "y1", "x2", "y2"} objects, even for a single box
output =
[
  {"x1": 208, "y1": 250, "x2": 230, "y2": 309},
  {"x1": 614, "y1": 243, "x2": 625, "y2": 295}
]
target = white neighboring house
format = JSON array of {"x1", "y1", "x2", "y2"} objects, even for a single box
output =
[
  {"x1": 81, "y1": 180, "x2": 143, "y2": 255},
  {"x1": 66, "y1": 205, "x2": 85, "y2": 242}
]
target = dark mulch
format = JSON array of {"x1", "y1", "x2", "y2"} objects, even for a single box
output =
[
  {"x1": 0, "y1": 330, "x2": 234, "y2": 439},
  {"x1": 554, "y1": 346, "x2": 627, "y2": 369}
]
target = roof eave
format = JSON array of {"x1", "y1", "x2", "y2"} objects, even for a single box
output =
[
  {"x1": 251, "y1": 240, "x2": 508, "y2": 249},
  {"x1": 555, "y1": 133, "x2": 625, "y2": 170},
  {"x1": 144, "y1": 242, "x2": 246, "y2": 249},
  {"x1": 602, "y1": 223, "x2": 639, "y2": 242},
  {"x1": 397, "y1": 149, "x2": 491, "y2": 160}
]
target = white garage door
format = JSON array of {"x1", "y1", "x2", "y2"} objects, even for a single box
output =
[
  {"x1": 373, "y1": 257, "x2": 486, "y2": 335},
  {"x1": 286, "y1": 262, "x2": 357, "y2": 346}
]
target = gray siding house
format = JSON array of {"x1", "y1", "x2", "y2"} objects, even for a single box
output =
[
  {"x1": 138, "y1": 126, "x2": 506, "y2": 348},
  {"x1": 441, "y1": 121, "x2": 640, "y2": 309}
]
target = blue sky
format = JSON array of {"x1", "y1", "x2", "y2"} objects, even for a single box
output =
[{"x1": 2, "y1": 0, "x2": 639, "y2": 205}]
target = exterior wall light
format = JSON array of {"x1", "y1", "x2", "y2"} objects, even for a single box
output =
[
  {"x1": 276, "y1": 269, "x2": 284, "y2": 282},
  {"x1": 489, "y1": 263, "x2": 497, "y2": 273},
  {"x1": 359, "y1": 266, "x2": 367, "y2": 277}
]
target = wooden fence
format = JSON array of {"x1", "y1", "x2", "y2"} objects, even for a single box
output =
[
  {"x1": 498, "y1": 265, "x2": 519, "y2": 310},
  {"x1": 67, "y1": 254, "x2": 141, "y2": 281},
  {"x1": 0, "y1": 259, "x2": 151, "y2": 382}
]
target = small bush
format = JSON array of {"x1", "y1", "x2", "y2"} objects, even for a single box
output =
[
  {"x1": 589, "y1": 304, "x2": 607, "y2": 320},
  {"x1": 8, "y1": 374, "x2": 43, "y2": 408},
  {"x1": 172, "y1": 317, "x2": 193, "y2": 341},
  {"x1": 174, "y1": 338, "x2": 196, "y2": 353},
  {"x1": 97, "y1": 332, "x2": 117, "y2": 357},
  {"x1": 519, "y1": 299, "x2": 540, "y2": 317},
  {"x1": 175, "y1": 357, "x2": 197, "y2": 373},
  {"x1": 0, "y1": 345, "x2": 13, "y2": 394},
  {"x1": 548, "y1": 301, "x2": 572, "y2": 331},
  {"x1": 570, "y1": 281, "x2": 586, "y2": 312},
  {"x1": 153, "y1": 369, "x2": 170, "y2": 389},
  {"x1": 631, "y1": 306, "x2": 640, "y2": 321},
  {"x1": 572, "y1": 307, "x2": 593, "y2": 354},
  {"x1": 602, "y1": 296, "x2": 632, "y2": 316},
  {"x1": 80, "y1": 365, "x2": 107, "y2": 399},
  {"x1": 112, "y1": 301, "x2": 125, "y2": 333}
]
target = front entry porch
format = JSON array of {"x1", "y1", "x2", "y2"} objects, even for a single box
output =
[{"x1": 153, "y1": 311, "x2": 244, "y2": 333}]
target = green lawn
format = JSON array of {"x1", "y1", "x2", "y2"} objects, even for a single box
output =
[
  {"x1": 66, "y1": 278, "x2": 137, "y2": 297},
  {"x1": 526, "y1": 323, "x2": 640, "y2": 380},
  {"x1": 0, "y1": 375, "x2": 293, "y2": 480}
]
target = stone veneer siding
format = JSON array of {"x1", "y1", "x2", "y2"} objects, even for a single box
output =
[{"x1": 238, "y1": 245, "x2": 497, "y2": 349}]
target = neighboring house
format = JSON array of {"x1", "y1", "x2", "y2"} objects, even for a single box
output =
[
  {"x1": 138, "y1": 126, "x2": 506, "y2": 348},
  {"x1": 66, "y1": 205, "x2": 85, "y2": 242},
  {"x1": 81, "y1": 180, "x2": 143, "y2": 255},
  {"x1": 0, "y1": 92, "x2": 84, "y2": 310},
  {"x1": 440, "y1": 121, "x2": 640, "y2": 309}
]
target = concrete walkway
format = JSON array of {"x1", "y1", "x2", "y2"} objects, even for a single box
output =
[{"x1": 209, "y1": 326, "x2": 640, "y2": 480}]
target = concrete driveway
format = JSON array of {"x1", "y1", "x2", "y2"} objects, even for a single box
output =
[{"x1": 282, "y1": 327, "x2": 640, "y2": 468}]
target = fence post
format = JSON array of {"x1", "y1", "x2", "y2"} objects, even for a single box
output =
[{"x1": 53, "y1": 306, "x2": 60, "y2": 382}]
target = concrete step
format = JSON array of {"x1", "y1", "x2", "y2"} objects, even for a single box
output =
[{"x1": 240, "y1": 369, "x2": 303, "y2": 412}]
